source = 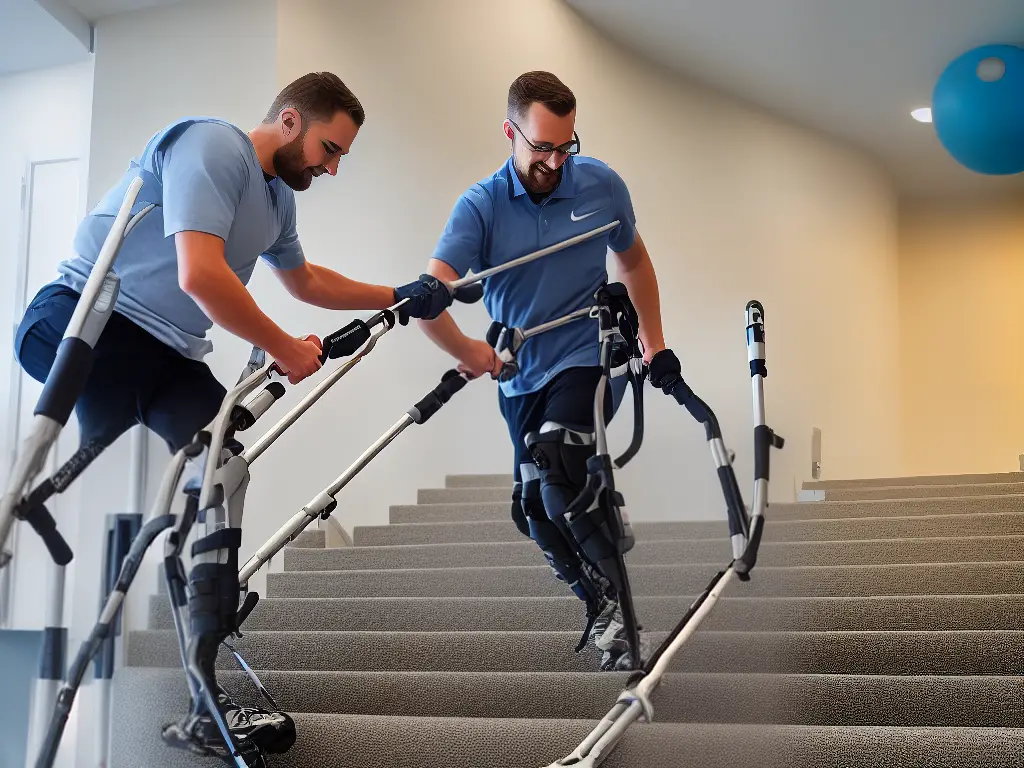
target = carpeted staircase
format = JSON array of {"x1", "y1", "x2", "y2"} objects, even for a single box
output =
[{"x1": 111, "y1": 471, "x2": 1024, "y2": 767}]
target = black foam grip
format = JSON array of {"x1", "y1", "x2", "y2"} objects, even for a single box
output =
[
  {"x1": 749, "y1": 360, "x2": 767, "y2": 378},
  {"x1": 614, "y1": 371, "x2": 645, "y2": 467},
  {"x1": 754, "y1": 425, "x2": 773, "y2": 481},
  {"x1": 668, "y1": 381, "x2": 721, "y2": 440},
  {"x1": 453, "y1": 283, "x2": 484, "y2": 304},
  {"x1": 20, "y1": 504, "x2": 73, "y2": 565},
  {"x1": 410, "y1": 370, "x2": 468, "y2": 424},
  {"x1": 717, "y1": 465, "x2": 749, "y2": 541},
  {"x1": 114, "y1": 515, "x2": 176, "y2": 592},
  {"x1": 324, "y1": 320, "x2": 371, "y2": 360},
  {"x1": 485, "y1": 321, "x2": 505, "y2": 348},
  {"x1": 35, "y1": 337, "x2": 93, "y2": 425},
  {"x1": 734, "y1": 514, "x2": 765, "y2": 578}
]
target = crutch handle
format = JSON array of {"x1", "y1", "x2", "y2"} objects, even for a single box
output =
[{"x1": 18, "y1": 503, "x2": 73, "y2": 566}]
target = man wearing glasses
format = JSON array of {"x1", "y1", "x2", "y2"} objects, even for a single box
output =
[{"x1": 418, "y1": 71, "x2": 678, "y2": 671}]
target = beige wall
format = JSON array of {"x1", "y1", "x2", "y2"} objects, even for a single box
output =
[{"x1": 899, "y1": 194, "x2": 1024, "y2": 475}]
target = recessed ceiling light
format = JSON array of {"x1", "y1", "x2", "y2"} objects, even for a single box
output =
[{"x1": 911, "y1": 107, "x2": 933, "y2": 123}]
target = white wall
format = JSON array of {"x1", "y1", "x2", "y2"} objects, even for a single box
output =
[
  {"x1": 899, "y1": 193, "x2": 1024, "y2": 475},
  {"x1": 0, "y1": 56, "x2": 94, "y2": 768}
]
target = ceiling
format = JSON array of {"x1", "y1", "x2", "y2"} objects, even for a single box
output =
[
  {"x1": 63, "y1": 0, "x2": 181, "y2": 21},
  {"x1": 0, "y1": 0, "x2": 90, "y2": 76},
  {"x1": 566, "y1": 0, "x2": 1024, "y2": 200}
]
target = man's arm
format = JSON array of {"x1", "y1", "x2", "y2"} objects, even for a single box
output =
[
  {"x1": 272, "y1": 261, "x2": 397, "y2": 310},
  {"x1": 612, "y1": 230, "x2": 666, "y2": 362},
  {"x1": 177, "y1": 231, "x2": 321, "y2": 380},
  {"x1": 418, "y1": 259, "x2": 501, "y2": 378},
  {"x1": 419, "y1": 259, "x2": 477, "y2": 358}
]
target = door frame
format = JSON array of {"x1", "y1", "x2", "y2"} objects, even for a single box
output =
[{"x1": 1, "y1": 157, "x2": 82, "y2": 629}]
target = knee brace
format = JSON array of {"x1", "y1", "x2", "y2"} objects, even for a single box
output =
[
  {"x1": 188, "y1": 527, "x2": 243, "y2": 681},
  {"x1": 510, "y1": 481, "x2": 530, "y2": 538},
  {"x1": 525, "y1": 422, "x2": 595, "y2": 524},
  {"x1": 527, "y1": 423, "x2": 635, "y2": 595},
  {"x1": 521, "y1": 463, "x2": 604, "y2": 607}
]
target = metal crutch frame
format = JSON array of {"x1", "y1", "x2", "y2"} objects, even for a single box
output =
[
  {"x1": 33, "y1": 308, "x2": 403, "y2": 768},
  {"x1": 543, "y1": 300, "x2": 784, "y2": 768},
  {"x1": 0, "y1": 176, "x2": 155, "y2": 570}
]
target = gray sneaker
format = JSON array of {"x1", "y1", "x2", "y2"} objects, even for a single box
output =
[{"x1": 594, "y1": 605, "x2": 650, "y2": 671}]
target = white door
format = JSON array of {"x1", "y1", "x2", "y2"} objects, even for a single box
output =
[{"x1": 4, "y1": 158, "x2": 83, "y2": 631}]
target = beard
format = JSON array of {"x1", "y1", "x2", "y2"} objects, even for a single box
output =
[
  {"x1": 273, "y1": 133, "x2": 316, "y2": 191},
  {"x1": 514, "y1": 156, "x2": 561, "y2": 195}
]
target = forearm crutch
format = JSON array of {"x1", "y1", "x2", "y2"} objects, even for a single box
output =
[
  {"x1": 0, "y1": 177, "x2": 155, "y2": 570},
  {"x1": 32, "y1": 308, "x2": 401, "y2": 768},
  {"x1": 543, "y1": 301, "x2": 784, "y2": 768},
  {"x1": 237, "y1": 368, "x2": 471, "y2": 591}
]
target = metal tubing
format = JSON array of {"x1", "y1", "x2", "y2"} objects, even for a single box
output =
[{"x1": 449, "y1": 221, "x2": 620, "y2": 289}]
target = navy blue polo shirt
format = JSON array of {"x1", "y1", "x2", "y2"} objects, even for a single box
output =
[{"x1": 432, "y1": 155, "x2": 637, "y2": 397}]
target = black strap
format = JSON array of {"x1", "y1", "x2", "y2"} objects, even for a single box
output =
[{"x1": 191, "y1": 527, "x2": 243, "y2": 557}]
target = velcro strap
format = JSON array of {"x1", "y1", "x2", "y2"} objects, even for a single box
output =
[{"x1": 192, "y1": 527, "x2": 243, "y2": 557}]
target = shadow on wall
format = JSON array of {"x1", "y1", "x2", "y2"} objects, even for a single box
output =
[{"x1": 0, "y1": 629, "x2": 42, "y2": 767}]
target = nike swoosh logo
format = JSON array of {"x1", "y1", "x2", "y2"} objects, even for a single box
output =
[{"x1": 570, "y1": 210, "x2": 600, "y2": 222}]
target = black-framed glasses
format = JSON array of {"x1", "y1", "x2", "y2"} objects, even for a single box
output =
[{"x1": 508, "y1": 119, "x2": 580, "y2": 157}]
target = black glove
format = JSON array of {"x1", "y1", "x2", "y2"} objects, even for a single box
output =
[
  {"x1": 648, "y1": 349, "x2": 682, "y2": 393},
  {"x1": 393, "y1": 274, "x2": 454, "y2": 326}
]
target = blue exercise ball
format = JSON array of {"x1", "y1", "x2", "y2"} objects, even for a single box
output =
[{"x1": 932, "y1": 44, "x2": 1024, "y2": 175}]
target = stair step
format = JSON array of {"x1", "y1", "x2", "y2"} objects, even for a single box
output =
[
  {"x1": 149, "y1": 594, "x2": 1024, "y2": 633},
  {"x1": 267, "y1": 561, "x2": 1023, "y2": 599},
  {"x1": 285, "y1": 534, "x2": 1024, "y2": 571},
  {"x1": 445, "y1": 473, "x2": 514, "y2": 488},
  {"x1": 110, "y1": 709, "x2": 1024, "y2": 768},
  {"x1": 390, "y1": 495, "x2": 1024, "y2": 526},
  {"x1": 773, "y1": 495, "x2": 1024, "y2": 519},
  {"x1": 821, "y1": 482, "x2": 1024, "y2": 502},
  {"x1": 126, "y1": 629, "x2": 1024, "y2": 675},
  {"x1": 287, "y1": 529, "x2": 326, "y2": 548},
  {"x1": 114, "y1": 667, "x2": 1024, "y2": 727},
  {"x1": 803, "y1": 471, "x2": 1024, "y2": 490},
  {"x1": 418, "y1": 487, "x2": 511, "y2": 504},
  {"x1": 355, "y1": 512, "x2": 1024, "y2": 546}
]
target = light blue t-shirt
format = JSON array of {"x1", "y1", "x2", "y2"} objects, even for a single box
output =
[
  {"x1": 432, "y1": 155, "x2": 637, "y2": 397},
  {"x1": 56, "y1": 117, "x2": 305, "y2": 361}
]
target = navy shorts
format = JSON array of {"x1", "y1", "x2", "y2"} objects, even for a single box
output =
[
  {"x1": 14, "y1": 283, "x2": 226, "y2": 454},
  {"x1": 497, "y1": 365, "x2": 625, "y2": 483}
]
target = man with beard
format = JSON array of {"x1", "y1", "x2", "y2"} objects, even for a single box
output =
[
  {"x1": 418, "y1": 70, "x2": 681, "y2": 672},
  {"x1": 13, "y1": 71, "x2": 453, "y2": 763}
]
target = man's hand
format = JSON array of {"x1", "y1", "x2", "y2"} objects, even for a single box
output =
[
  {"x1": 393, "y1": 274, "x2": 454, "y2": 325},
  {"x1": 457, "y1": 338, "x2": 503, "y2": 380},
  {"x1": 272, "y1": 335, "x2": 323, "y2": 384},
  {"x1": 648, "y1": 348, "x2": 682, "y2": 393}
]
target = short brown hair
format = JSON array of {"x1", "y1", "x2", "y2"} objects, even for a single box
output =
[
  {"x1": 264, "y1": 72, "x2": 365, "y2": 127},
  {"x1": 507, "y1": 71, "x2": 576, "y2": 120}
]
